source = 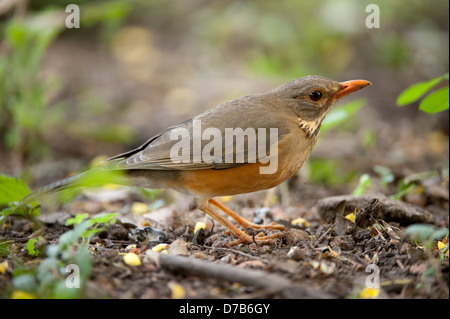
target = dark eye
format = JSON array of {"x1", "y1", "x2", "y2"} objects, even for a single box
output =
[{"x1": 309, "y1": 90, "x2": 323, "y2": 101}]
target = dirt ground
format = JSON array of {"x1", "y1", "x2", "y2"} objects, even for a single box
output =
[{"x1": 1, "y1": 155, "x2": 448, "y2": 299}]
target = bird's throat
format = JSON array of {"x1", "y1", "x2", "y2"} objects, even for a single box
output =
[{"x1": 297, "y1": 117, "x2": 323, "y2": 139}]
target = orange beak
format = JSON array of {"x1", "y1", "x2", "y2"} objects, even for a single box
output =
[{"x1": 334, "y1": 79, "x2": 372, "y2": 100}]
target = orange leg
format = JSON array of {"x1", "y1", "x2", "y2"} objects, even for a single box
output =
[
  {"x1": 209, "y1": 198, "x2": 286, "y2": 231},
  {"x1": 196, "y1": 198, "x2": 285, "y2": 246}
]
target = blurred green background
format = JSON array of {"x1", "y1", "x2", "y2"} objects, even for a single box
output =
[{"x1": 0, "y1": 0, "x2": 448, "y2": 190}]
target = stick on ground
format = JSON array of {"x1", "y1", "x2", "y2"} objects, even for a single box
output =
[{"x1": 145, "y1": 251, "x2": 291, "y2": 290}]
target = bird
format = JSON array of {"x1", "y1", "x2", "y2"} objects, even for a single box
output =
[{"x1": 20, "y1": 75, "x2": 371, "y2": 246}]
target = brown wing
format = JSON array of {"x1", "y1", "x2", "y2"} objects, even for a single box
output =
[{"x1": 105, "y1": 94, "x2": 289, "y2": 171}]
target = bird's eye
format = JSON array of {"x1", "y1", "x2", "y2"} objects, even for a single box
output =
[{"x1": 309, "y1": 90, "x2": 323, "y2": 101}]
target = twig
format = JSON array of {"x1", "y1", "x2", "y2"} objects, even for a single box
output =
[
  {"x1": 145, "y1": 251, "x2": 291, "y2": 290},
  {"x1": 191, "y1": 243, "x2": 258, "y2": 260}
]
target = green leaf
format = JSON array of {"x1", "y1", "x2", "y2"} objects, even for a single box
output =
[
  {"x1": 0, "y1": 174, "x2": 31, "y2": 205},
  {"x1": 322, "y1": 99, "x2": 366, "y2": 132},
  {"x1": 88, "y1": 213, "x2": 118, "y2": 226},
  {"x1": 396, "y1": 74, "x2": 448, "y2": 106},
  {"x1": 391, "y1": 179, "x2": 415, "y2": 200},
  {"x1": 419, "y1": 86, "x2": 449, "y2": 114},
  {"x1": 352, "y1": 174, "x2": 371, "y2": 195},
  {"x1": 26, "y1": 236, "x2": 45, "y2": 257},
  {"x1": 57, "y1": 221, "x2": 91, "y2": 251},
  {"x1": 26, "y1": 238, "x2": 38, "y2": 256},
  {"x1": 26, "y1": 237, "x2": 45, "y2": 257},
  {"x1": 65, "y1": 213, "x2": 90, "y2": 226},
  {"x1": 308, "y1": 158, "x2": 356, "y2": 187}
]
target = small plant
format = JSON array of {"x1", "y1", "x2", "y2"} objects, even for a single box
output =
[
  {"x1": 65, "y1": 212, "x2": 118, "y2": 244},
  {"x1": 12, "y1": 213, "x2": 118, "y2": 298},
  {"x1": 0, "y1": 169, "x2": 127, "y2": 225},
  {"x1": 405, "y1": 224, "x2": 449, "y2": 246},
  {"x1": 1, "y1": 171, "x2": 123, "y2": 297}
]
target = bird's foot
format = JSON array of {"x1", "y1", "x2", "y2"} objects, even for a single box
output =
[{"x1": 226, "y1": 231, "x2": 284, "y2": 247}]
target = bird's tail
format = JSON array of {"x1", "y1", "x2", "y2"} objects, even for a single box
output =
[
  {"x1": 19, "y1": 171, "x2": 88, "y2": 206},
  {"x1": 19, "y1": 163, "x2": 125, "y2": 207}
]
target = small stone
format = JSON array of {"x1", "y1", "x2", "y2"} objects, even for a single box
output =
[
  {"x1": 285, "y1": 228, "x2": 309, "y2": 245},
  {"x1": 287, "y1": 246, "x2": 306, "y2": 261}
]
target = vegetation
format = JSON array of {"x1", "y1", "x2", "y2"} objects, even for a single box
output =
[{"x1": 397, "y1": 73, "x2": 449, "y2": 114}]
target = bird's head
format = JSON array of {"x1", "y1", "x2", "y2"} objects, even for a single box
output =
[{"x1": 273, "y1": 75, "x2": 372, "y2": 137}]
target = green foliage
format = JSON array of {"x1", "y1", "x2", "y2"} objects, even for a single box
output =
[
  {"x1": 307, "y1": 99, "x2": 366, "y2": 188},
  {"x1": 0, "y1": 174, "x2": 39, "y2": 224},
  {"x1": 308, "y1": 158, "x2": 356, "y2": 188},
  {"x1": 0, "y1": 169, "x2": 126, "y2": 225},
  {"x1": 80, "y1": 0, "x2": 134, "y2": 42},
  {"x1": 418, "y1": 86, "x2": 449, "y2": 114},
  {"x1": 65, "y1": 212, "x2": 118, "y2": 244},
  {"x1": 12, "y1": 213, "x2": 117, "y2": 298},
  {"x1": 0, "y1": 11, "x2": 65, "y2": 161},
  {"x1": 26, "y1": 236, "x2": 45, "y2": 257},
  {"x1": 372, "y1": 166, "x2": 443, "y2": 201},
  {"x1": 397, "y1": 73, "x2": 449, "y2": 113},
  {"x1": 351, "y1": 174, "x2": 371, "y2": 196},
  {"x1": 0, "y1": 174, "x2": 33, "y2": 206},
  {"x1": 0, "y1": 201, "x2": 40, "y2": 226},
  {"x1": 191, "y1": 1, "x2": 448, "y2": 80},
  {"x1": 391, "y1": 179, "x2": 416, "y2": 201},
  {"x1": 405, "y1": 224, "x2": 449, "y2": 250},
  {"x1": 348, "y1": 167, "x2": 442, "y2": 200},
  {"x1": 65, "y1": 213, "x2": 90, "y2": 226},
  {"x1": 1, "y1": 171, "x2": 119, "y2": 297},
  {"x1": 0, "y1": 4, "x2": 136, "y2": 167}
]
